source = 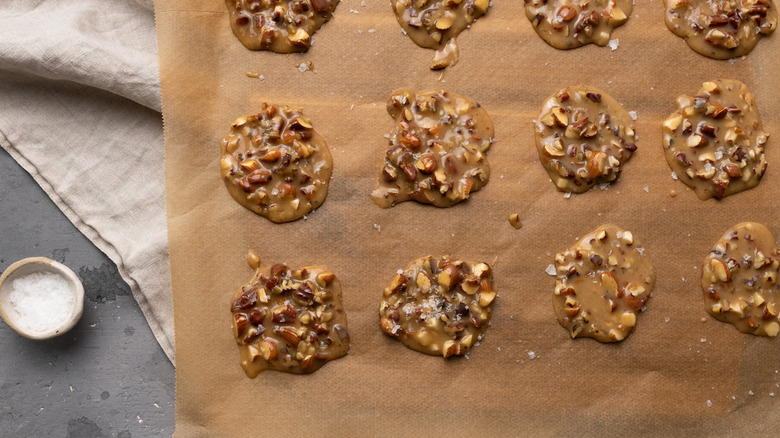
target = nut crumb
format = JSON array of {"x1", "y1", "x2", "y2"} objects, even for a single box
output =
[
  {"x1": 509, "y1": 213, "x2": 522, "y2": 229},
  {"x1": 669, "y1": 189, "x2": 677, "y2": 198}
]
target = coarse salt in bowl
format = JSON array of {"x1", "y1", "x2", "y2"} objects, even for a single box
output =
[{"x1": 0, "y1": 257, "x2": 84, "y2": 340}]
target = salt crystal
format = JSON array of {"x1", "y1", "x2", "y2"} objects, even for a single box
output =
[
  {"x1": 700, "y1": 338, "x2": 706, "y2": 343},
  {"x1": 373, "y1": 224, "x2": 381, "y2": 232},
  {"x1": 749, "y1": 390, "x2": 755, "y2": 396},
  {"x1": 563, "y1": 192, "x2": 571, "y2": 199},
  {"x1": 8, "y1": 272, "x2": 74, "y2": 333},
  {"x1": 707, "y1": 400, "x2": 712, "y2": 408},
  {"x1": 527, "y1": 351, "x2": 536, "y2": 360},
  {"x1": 608, "y1": 39, "x2": 619, "y2": 51},
  {"x1": 297, "y1": 63, "x2": 310, "y2": 73},
  {"x1": 545, "y1": 264, "x2": 556, "y2": 276},
  {"x1": 643, "y1": 186, "x2": 649, "y2": 193},
  {"x1": 671, "y1": 171, "x2": 678, "y2": 180},
  {"x1": 396, "y1": 269, "x2": 403, "y2": 275},
  {"x1": 629, "y1": 111, "x2": 638, "y2": 120}
]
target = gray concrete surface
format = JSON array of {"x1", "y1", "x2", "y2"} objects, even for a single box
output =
[{"x1": 0, "y1": 147, "x2": 175, "y2": 437}]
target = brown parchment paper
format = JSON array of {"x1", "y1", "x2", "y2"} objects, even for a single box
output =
[{"x1": 156, "y1": 0, "x2": 780, "y2": 435}]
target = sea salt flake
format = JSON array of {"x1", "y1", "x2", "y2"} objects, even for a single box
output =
[
  {"x1": 608, "y1": 39, "x2": 619, "y2": 51},
  {"x1": 527, "y1": 351, "x2": 536, "y2": 360},
  {"x1": 545, "y1": 264, "x2": 556, "y2": 276},
  {"x1": 8, "y1": 272, "x2": 75, "y2": 333},
  {"x1": 629, "y1": 111, "x2": 638, "y2": 120},
  {"x1": 707, "y1": 400, "x2": 712, "y2": 408}
]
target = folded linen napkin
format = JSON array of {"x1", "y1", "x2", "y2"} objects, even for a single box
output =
[{"x1": 0, "y1": 0, "x2": 174, "y2": 363}]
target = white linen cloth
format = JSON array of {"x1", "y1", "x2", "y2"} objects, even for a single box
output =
[{"x1": 0, "y1": 0, "x2": 174, "y2": 363}]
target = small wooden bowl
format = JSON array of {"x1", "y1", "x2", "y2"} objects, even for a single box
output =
[{"x1": 0, "y1": 257, "x2": 85, "y2": 340}]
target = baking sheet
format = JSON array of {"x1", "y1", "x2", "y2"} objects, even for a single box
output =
[{"x1": 156, "y1": 0, "x2": 780, "y2": 435}]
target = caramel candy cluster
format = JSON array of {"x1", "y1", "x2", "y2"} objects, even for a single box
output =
[
  {"x1": 372, "y1": 88, "x2": 495, "y2": 208},
  {"x1": 231, "y1": 260, "x2": 350, "y2": 377},
  {"x1": 663, "y1": 0, "x2": 777, "y2": 59},
  {"x1": 535, "y1": 86, "x2": 638, "y2": 193},
  {"x1": 220, "y1": 104, "x2": 332, "y2": 222},
  {"x1": 225, "y1": 0, "x2": 340, "y2": 52},
  {"x1": 524, "y1": 0, "x2": 632, "y2": 49},
  {"x1": 702, "y1": 222, "x2": 780, "y2": 337},
  {"x1": 662, "y1": 80, "x2": 769, "y2": 200},
  {"x1": 379, "y1": 256, "x2": 496, "y2": 357},
  {"x1": 392, "y1": 0, "x2": 490, "y2": 69},
  {"x1": 553, "y1": 224, "x2": 655, "y2": 342}
]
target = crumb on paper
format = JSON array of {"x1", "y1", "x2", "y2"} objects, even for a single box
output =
[
  {"x1": 350, "y1": 8, "x2": 359, "y2": 13},
  {"x1": 509, "y1": 213, "x2": 522, "y2": 229},
  {"x1": 664, "y1": 317, "x2": 670, "y2": 323},
  {"x1": 707, "y1": 400, "x2": 713, "y2": 408},
  {"x1": 373, "y1": 224, "x2": 381, "y2": 232},
  {"x1": 700, "y1": 338, "x2": 706, "y2": 343},
  {"x1": 608, "y1": 38, "x2": 619, "y2": 51},
  {"x1": 629, "y1": 110, "x2": 637, "y2": 120},
  {"x1": 527, "y1": 351, "x2": 536, "y2": 360},
  {"x1": 297, "y1": 61, "x2": 314, "y2": 73},
  {"x1": 545, "y1": 264, "x2": 556, "y2": 276}
]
